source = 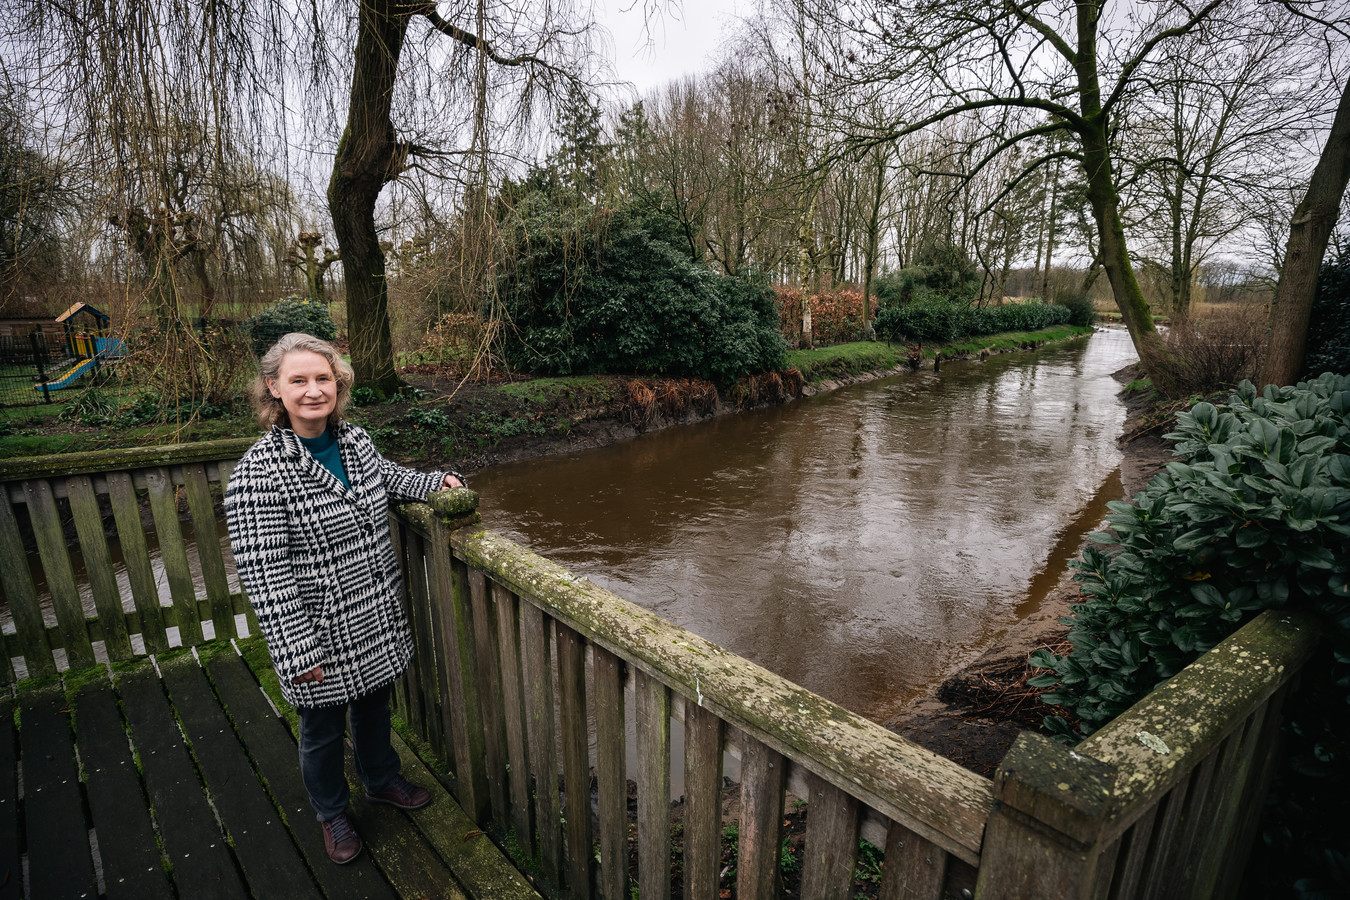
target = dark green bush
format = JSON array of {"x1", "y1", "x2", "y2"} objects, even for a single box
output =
[
  {"x1": 242, "y1": 296, "x2": 337, "y2": 357},
  {"x1": 1056, "y1": 292, "x2": 1097, "y2": 327},
  {"x1": 1029, "y1": 373, "x2": 1350, "y2": 894},
  {"x1": 496, "y1": 195, "x2": 786, "y2": 387},
  {"x1": 874, "y1": 299, "x2": 1070, "y2": 344},
  {"x1": 1030, "y1": 373, "x2": 1350, "y2": 736},
  {"x1": 1305, "y1": 258, "x2": 1350, "y2": 377}
]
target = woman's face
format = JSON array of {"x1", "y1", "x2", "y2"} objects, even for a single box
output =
[{"x1": 267, "y1": 349, "x2": 337, "y2": 438}]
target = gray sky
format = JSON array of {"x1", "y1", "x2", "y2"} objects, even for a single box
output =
[{"x1": 602, "y1": 0, "x2": 744, "y2": 94}]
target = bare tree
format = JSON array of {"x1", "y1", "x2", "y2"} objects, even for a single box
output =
[
  {"x1": 807, "y1": 0, "x2": 1320, "y2": 391},
  {"x1": 1123, "y1": 18, "x2": 1322, "y2": 318},
  {"x1": 1261, "y1": 70, "x2": 1350, "y2": 386}
]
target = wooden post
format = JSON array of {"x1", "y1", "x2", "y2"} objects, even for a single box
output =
[
  {"x1": 975, "y1": 733, "x2": 1118, "y2": 900},
  {"x1": 593, "y1": 645, "x2": 629, "y2": 900},
  {"x1": 736, "y1": 734, "x2": 785, "y2": 900},
  {"x1": 467, "y1": 569, "x2": 510, "y2": 826},
  {"x1": 636, "y1": 668, "x2": 672, "y2": 900},
  {"x1": 0, "y1": 485, "x2": 55, "y2": 677},
  {"x1": 426, "y1": 491, "x2": 489, "y2": 824},
  {"x1": 683, "y1": 701, "x2": 724, "y2": 900},
  {"x1": 105, "y1": 471, "x2": 169, "y2": 655},
  {"x1": 557, "y1": 622, "x2": 594, "y2": 898}
]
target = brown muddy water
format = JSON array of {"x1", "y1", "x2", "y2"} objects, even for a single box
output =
[
  {"x1": 7, "y1": 329, "x2": 1137, "y2": 716},
  {"x1": 472, "y1": 328, "x2": 1138, "y2": 724}
]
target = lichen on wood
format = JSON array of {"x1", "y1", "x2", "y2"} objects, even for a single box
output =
[
  {"x1": 0, "y1": 437, "x2": 257, "y2": 482},
  {"x1": 431, "y1": 518, "x2": 994, "y2": 865},
  {"x1": 1078, "y1": 609, "x2": 1319, "y2": 823}
]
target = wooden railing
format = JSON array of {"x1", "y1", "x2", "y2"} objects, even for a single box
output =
[
  {"x1": 0, "y1": 443, "x2": 1322, "y2": 898},
  {"x1": 0, "y1": 439, "x2": 257, "y2": 680}
]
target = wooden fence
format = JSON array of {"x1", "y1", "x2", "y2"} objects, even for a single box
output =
[
  {"x1": 0, "y1": 442, "x2": 1323, "y2": 899},
  {"x1": 0, "y1": 438, "x2": 257, "y2": 680}
]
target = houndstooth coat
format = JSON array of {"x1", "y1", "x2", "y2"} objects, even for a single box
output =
[{"x1": 224, "y1": 422, "x2": 450, "y2": 708}]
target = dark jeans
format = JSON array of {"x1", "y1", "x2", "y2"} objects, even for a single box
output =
[{"x1": 297, "y1": 682, "x2": 400, "y2": 822}]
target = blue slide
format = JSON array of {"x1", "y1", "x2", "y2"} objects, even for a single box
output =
[{"x1": 36, "y1": 357, "x2": 98, "y2": 391}]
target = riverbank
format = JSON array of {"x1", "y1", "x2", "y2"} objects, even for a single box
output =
[
  {"x1": 883, "y1": 364, "x2": 1178, "y2": 776},
  {"x1": 0, "y1": 325, "x2": 1090, "y2": 465},
  {"x1": 395, "y1": 324, "x2": 1093, "y2": 473}
]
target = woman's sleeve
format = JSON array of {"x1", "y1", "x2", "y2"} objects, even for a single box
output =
[
  {"x1": 377, "y1": 454, "x2": 466, "y2": 501},
  {"x1": 224, "y1": 465, "x2": 326, "y2": 682}
]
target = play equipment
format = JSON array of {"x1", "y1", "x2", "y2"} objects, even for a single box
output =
[{"x1": 34, "y1": 302, "x2": 127, "y2": 393}]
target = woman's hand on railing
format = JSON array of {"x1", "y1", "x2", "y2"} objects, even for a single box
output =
[{"x1": 442, "y1": 473, "x2": 465, "y2": 489}]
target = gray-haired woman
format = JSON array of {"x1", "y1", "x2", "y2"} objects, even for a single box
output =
[{"x1": 224, "y1": 332, "x2": 464, "y2": 864}]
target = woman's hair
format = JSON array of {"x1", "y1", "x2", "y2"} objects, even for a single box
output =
[{"x1": 250, "y1": 332, "x2": 355, "y2": 431}]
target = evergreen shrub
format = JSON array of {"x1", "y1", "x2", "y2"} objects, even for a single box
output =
[
  {"x1": 1305, "y1": 258, "x2": 1350, "y2": 377},
  {"x1": 1056, "y1": 292, "x2": 1097, "y2": 327},
  {"x1": 1030, "y1": 373, "x2": 1349, "y2": 737},
  {"x1": 873, "y1": 299, "x2": 1070, "y2": 344},
  {"x1": 496, "y1": 197, "x2": 786, "y2": 387},
  {"x1": 1029, "y1": 373, "x2": 1350, "y2": 894},
  {"x1": 242, "y1": 296, "x2": 337, "y2": 357}
]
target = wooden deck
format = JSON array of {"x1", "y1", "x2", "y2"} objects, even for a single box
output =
[{"x1": 2, "y1": 639, "x2": 542, "y2": 900}]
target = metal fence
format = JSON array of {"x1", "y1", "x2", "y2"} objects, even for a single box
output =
[{"x1": 0, "y1": 332, "x2": 70, "y2": 408}]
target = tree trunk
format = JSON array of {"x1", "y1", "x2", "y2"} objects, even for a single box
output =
[
  {"x1": 327, "y1": 0, "x2": 411, "y2": 395},
  {"x1": 1073, "y1": 4, "x2": 1177, "y2": 393},
  {"x1": 1041, "y1": 160, "x2": 1061, "y2": 300},
  {"x1": 861, "y1": 152, "x2": 884, "y2": 340},
  {"x1": 1260, "y1": 73, "x2": 1350, "y2": 388},
  {"x1": 1080, "y1": 125, "x2": 1177, "y2": 391}
]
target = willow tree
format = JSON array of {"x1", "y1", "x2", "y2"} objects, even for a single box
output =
[
  {"x1": 809, "y1": 0, "x2": 1326, "y2": 393},
  {"x1": 7, "y1": 0, "x2": 593, "y2": 392}
]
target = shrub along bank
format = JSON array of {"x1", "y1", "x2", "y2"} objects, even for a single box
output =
[{"x1": 1029, "y1": 373, "x2": 1350, "y2": 895}]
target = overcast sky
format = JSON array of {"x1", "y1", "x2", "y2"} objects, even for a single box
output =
[{"x1": 600, "y1": 0, "x2": 745, "y2": 95}]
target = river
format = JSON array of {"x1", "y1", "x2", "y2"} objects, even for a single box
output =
[{"x1": 471, "y1": 328, "x2": 1138, "y2": 723}]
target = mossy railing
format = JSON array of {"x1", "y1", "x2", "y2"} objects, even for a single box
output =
[{"x1": 0, "y1": 443, "x2": 1321, "y2": 898}]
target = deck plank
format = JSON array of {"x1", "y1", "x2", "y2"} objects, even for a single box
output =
[
  {"x1": 344, "y1": 747, "x2": 470, "y2": 900},
  {"x1": 0, "y1": 696, "x2": 21, "y2": 900},
  {"x1": 19, "y1": 684, "x2": 98, "y2": 899},
  {"x1": 117, "y1": 663, "x2": 248, "y2": 900},
  {"x1": 205, "y1": 650, "x2": 398, "y2": 900},
  {"x1": 159, "y1": 651, "x2": 322, "y2": 900},
  {"x1": 389, "y1": 738, "x2": 544, "y2": 900},
  {"x1": 72, "y1": 672, "x2": 174, "y2": 900}
]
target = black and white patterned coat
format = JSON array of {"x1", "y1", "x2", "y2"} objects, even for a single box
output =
[{"x1": 224, "y1": 422, "x2": 447, "y2": 708}]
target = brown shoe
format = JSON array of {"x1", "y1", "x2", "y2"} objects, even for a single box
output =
[
  {"x1": 322, "y1": 811, "x2": 363, "y2": 864},
  {"x1": 365, "y1": 774, "x2": 431, "y2": 810}
]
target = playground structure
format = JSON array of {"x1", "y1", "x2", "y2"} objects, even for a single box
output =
[{"x1": 35, "y1": 302, "x2": 127, "y2": 393}]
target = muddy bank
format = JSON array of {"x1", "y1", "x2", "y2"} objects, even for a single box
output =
[{"x1": 883, "y1": 364, "x2": 1176, "y2": 776}]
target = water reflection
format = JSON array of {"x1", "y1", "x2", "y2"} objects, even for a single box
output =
[{"x1": 474, "y1": 329, "x2": 1138, "y2": 722}]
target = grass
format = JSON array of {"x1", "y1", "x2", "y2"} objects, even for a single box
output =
[
  {"x1": 932, "y1": 324, "x2": 1093, "y2": 357},
  {"x1": 785, "y1": 325, "x2": 1092, "y2": 384},
  {"x1": 786, "y1": 342, "x2": 905, "y2": 382},
  {"x1": 495, "y1": 376, "x2": 613, "y2": 405}
]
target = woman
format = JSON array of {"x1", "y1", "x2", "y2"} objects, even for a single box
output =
[{"x1": 225, "y1": 332, "x2": 465, "y2": 865}]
